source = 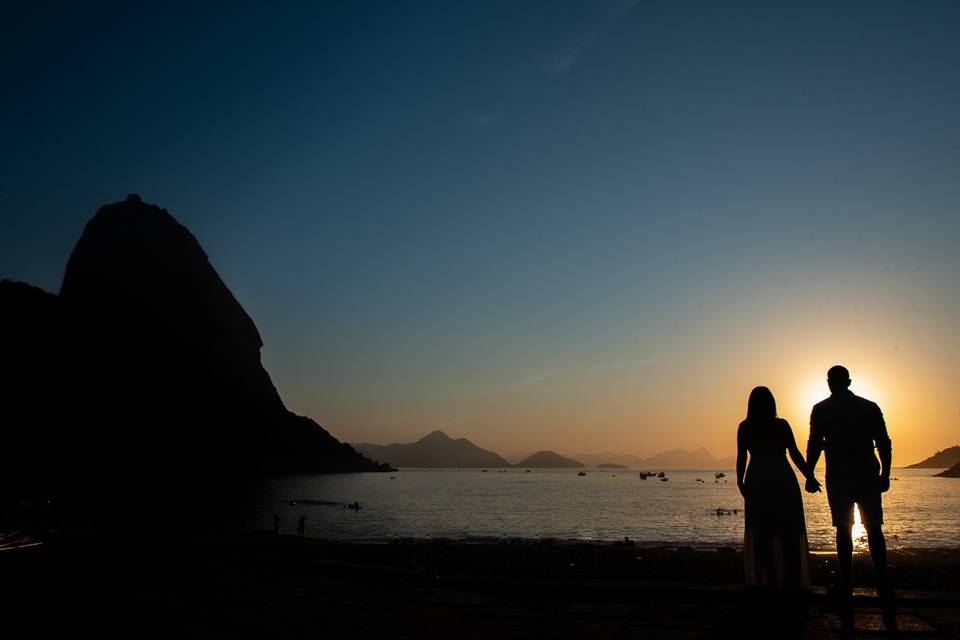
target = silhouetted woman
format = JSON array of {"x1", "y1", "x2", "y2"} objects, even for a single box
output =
[{"x1": 736, "y1": 386, "x2": 815, "y2": 591}]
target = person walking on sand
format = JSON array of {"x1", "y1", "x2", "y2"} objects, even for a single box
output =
[
  {"x1": 297, "y1": 515, "x2": 306, "y2": 536},
  {"x1": 806, "y1": 365, "x2": 895, "y2": 634}
]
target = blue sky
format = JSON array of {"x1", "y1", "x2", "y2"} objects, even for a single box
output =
[{"x1": 3, "y1": 1, "x2": 959, "y2": 460}]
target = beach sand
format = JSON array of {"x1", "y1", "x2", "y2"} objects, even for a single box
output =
[{"x1": 1, "y1": 532, "x2": 957, "y2": 638}]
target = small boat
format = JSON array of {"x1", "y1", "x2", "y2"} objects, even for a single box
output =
[
  {"x1": 577, "y1": 471, "x2": 587, "y2": 476},
  {"x1": 715, "y1": 472, "x2": 726, "y2": 479}
]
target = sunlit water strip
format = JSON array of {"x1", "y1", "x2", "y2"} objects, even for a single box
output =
[{"x1": 243, "y1": 468, "x2": 958, "y2": 550}]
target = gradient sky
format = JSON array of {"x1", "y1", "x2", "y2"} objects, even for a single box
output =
[{"x1": 3, "y1": 1, "x2": 959, "y2": 464}]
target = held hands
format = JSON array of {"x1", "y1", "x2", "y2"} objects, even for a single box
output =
[
  {"x1": 879, "y1": 474, "x2": 890, "y2": 493},
  {"x1": 804, "y1": 476, "x2": 822, "y2": 493}
]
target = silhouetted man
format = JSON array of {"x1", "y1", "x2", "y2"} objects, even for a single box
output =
[{"x1": 806, "y1": 365, "x2": 894, "y2": 632}]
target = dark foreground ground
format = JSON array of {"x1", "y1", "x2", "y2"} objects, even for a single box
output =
[{"x1": 1, "y1": 530, "x2": 958, "y2": 639}]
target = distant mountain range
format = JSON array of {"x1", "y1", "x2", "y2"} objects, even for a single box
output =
[
  {"x1": 906, "y1": 445, "x2": 960, "y2": 469},
  {"x1": 356, "y1": 431, "x2": 734, "y2": 469},
  {"x1": 353, "y1": 430, "x2": 511, "y2": 468},
  {"x1": 353, "y1": 433, "x2": 586, "y2": 468}
]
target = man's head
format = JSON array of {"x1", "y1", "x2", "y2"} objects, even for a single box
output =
[{"x1": 827, "y1": 365, "x2": 851, "y2": 393}]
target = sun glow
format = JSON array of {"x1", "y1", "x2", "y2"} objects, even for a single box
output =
[{"x1": 796, "y1": 374, "x2": 886, "y2": 422}]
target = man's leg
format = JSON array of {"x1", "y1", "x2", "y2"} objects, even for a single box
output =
[
  {"x1": 867, "y1": 523, "x2": 897, "y2": 634},
  {"x1": 865, "y1": 524, "x2": 888, "y2": 589},
  {"x1": 829, "y1": 490, "x2": 856, "y2": 636},
  {"x1": 835, "y1": 524, "x2": 856, "y2": 634},
  {"x1": 836, "y1": 525, "x2": 854, "y2": 592}
]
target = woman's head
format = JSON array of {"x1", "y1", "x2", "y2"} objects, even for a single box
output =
[{"x1": 746, "y1": 386, "x2": 777, "y2": 421}]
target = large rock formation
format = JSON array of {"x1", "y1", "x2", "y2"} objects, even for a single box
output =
[{"x1": 1, "y1": 195, "x2": 390, "y2": 523}]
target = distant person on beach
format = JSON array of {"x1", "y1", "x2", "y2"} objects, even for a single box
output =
[
  {"x1": 297, "y1": 515, "x2": 305, "y2": 536},
  {"x1": 273, "y1": 514, "x2": 281, "y2": 534},
  {"x1": 736, "y1": 386, "x2": 817, "y2": 590},
  {"x1": 806, "y1": 365, "x2": 895, "y2": 631}
]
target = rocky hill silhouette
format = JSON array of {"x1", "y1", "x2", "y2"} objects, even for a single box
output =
[
  {"x1": 906, "y1": 445, "x2": 960, "y2": 469},
  {"x1": 515, "y1": 451, "x2": 585, "y2": 468},
  {"x1": 1, "y1": 195, "x2": 390, "y2": 524},
  {"x1": 353, "y1": 430, "x2": 511, "y2": 468}
]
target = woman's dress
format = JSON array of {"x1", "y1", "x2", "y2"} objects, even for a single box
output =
[{"x1": 739, "y1": 418, "x2": 812, "y2": 590}]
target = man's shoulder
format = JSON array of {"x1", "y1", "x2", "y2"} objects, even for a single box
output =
[
  {"x1": 850, "y1": 393, "x2": 882, "y2": 411},
  {"x1": 811, "y1": 397, "x2": 832, "y2": 413}
]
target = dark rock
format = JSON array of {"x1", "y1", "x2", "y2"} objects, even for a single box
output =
[
  {"x1": 2, "y1": 197, "x2": 391, "y2": 524},
  {"x1": 935, "y1": 462, "x2": 960, "y2": 478},
  {"x1": 0, "y1": 280, "x2": 69, "y2": 514}
]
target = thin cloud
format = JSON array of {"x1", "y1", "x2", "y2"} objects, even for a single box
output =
[
  {"x1": 544, "y1": 0, "x2": 638, "y2": 77},
  {"x1": 544, "y1": 32, "x2": 595, "y2": 76}
]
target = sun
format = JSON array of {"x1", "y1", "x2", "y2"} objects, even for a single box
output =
[{"x1": 796, "y1": 373, "x2": 885, "y2": 419}]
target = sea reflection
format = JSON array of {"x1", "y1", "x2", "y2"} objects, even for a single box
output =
[
  {"x1": 243, "y1": 468, "x2": 958, "y2": 548},
  {"x1": 852, "y1": 505, "x2": 868, "y2": 551}
]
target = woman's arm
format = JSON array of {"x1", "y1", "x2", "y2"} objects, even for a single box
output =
[
  {"x1": 785, "y1": 420, "x2": 819, "y2": 488},
  {"x1": 736, "y1": 422, "x2": 748, "y2": 498}
]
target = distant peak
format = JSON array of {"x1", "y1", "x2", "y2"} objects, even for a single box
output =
[
  {"x1": 126, "y1": 193, "x2": 142, "y2": 203},
  {"x1": 419, "y1": 430, "x2": 451, "y2": 442}
]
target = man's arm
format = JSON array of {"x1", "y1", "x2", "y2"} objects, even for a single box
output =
[
  {"x1": 874, "y1": 403, "x2": 892, "y2": 491},
  {"x1": 805, "y1": 407, "x2": 824, "y2": 492}
]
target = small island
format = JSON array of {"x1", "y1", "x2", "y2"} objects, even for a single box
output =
[{"x1": 935, "y1": 462, "x2": 960, "y2": 478}]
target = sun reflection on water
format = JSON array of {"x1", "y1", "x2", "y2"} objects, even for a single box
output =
[{"x1": 852, "y1": 505, "x2": 868, "y2": 551}]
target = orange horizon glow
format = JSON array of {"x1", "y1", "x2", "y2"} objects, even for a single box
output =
[{"x1": 293, "y1": 280, "x2": 957, "y2": 469}]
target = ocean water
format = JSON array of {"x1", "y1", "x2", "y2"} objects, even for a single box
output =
[{"x1": 245, "y1": 468, "x2": 959, "y2": 550}]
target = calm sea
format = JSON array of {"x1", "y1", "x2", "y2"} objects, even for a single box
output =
[{"x1": 244, "y1": 468, "x2": 959, "y2": 550}]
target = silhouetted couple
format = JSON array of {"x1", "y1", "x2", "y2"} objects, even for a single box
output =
[{"x1": 736, "y1": 366, "x2": 894, "y2": 635}]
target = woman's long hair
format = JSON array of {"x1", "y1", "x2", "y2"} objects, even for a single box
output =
[{"x1": 746, "y1": 386, "x2": 777, "y2": 422}]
